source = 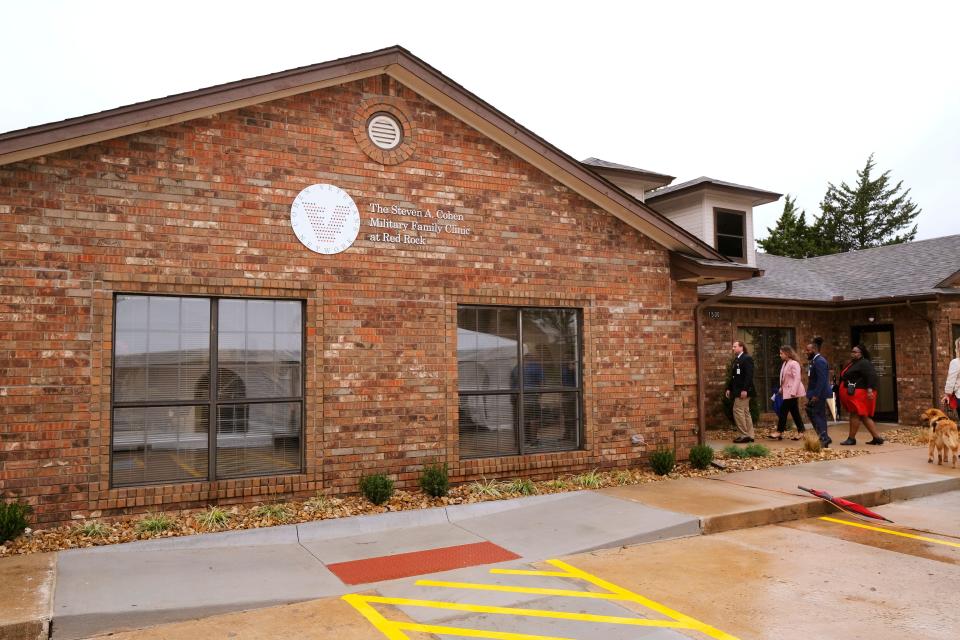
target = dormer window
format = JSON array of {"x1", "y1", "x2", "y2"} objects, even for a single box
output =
[{"x1": 714, "y1": 208, "x2": 746, "y2": 262}]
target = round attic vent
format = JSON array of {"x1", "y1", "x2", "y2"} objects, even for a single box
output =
[{"x1": 366, "y1": 113, "x2": 403, "y2": 150}]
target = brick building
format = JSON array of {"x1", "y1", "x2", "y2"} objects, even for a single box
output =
[
  {"x1": 2, "y1": 47, "x2": 956, "y2": 527},
  {"x1": 0, "y1": 47, "x2": 758, "y2": 526},
  {"x1": 697, "y1": 240, "x2": 960, "y2": 429}
]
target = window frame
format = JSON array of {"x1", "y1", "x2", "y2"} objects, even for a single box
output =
[
  {"x1": 736, "y1": 325, "x2": 796, "y2": 411},
  {"x1": 713, "y1": 208, "x2": 747, "y2": 263},
  {"x1": 110, "y1": 294, "x2": 306, "y2": 488},
  {"x1": 457, "y1": 305, "x2": 584, "y2": 459}
]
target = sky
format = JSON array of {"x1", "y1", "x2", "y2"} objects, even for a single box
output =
[{"x1": 3, "y1": 1, "x2": 958, "y2": 242}]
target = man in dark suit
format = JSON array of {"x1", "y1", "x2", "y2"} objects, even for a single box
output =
[
  {"x1": 724, "y1": 340, "x2": 755, "y2": 443},
  {"x1": 805, "y1": 337, "x2": 832, "y2": 447}
]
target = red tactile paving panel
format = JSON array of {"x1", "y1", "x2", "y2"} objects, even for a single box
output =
[{"x1": 326, "y1": 541, "x2": 520, "y2": 585}]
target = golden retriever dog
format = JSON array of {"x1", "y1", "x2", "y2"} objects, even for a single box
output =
[{"x1": 921, "y1": 408, "x2": 959, "y2": 468}]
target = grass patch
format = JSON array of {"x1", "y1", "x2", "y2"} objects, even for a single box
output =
[
  {"x1": 723, "y1": 444, "x2": 770, "y2": 459},
  {"x1": 573, "y1": 469, "x2": 604, "y2": 489},
  {"x1": 195, "y1": 506, "x2": 231, "y2": 530},
  {"x1": 304, "y1": 493, "x2": 331, "y2": 512},
  {"x1": 74, "y1": 521, "x2": 111, "y2": 538},
  {"x1": 469, "y1": 478, "x2": 504, "y2": 498},
  {"x1": 135, "y1": 513, "x2": 175, "y2": 534},
  {"x1": 251, "y1": 503, "x2": 292, "y2": 521},
  {"x1": 505, "y1": 479, "x2": 538, "y2": 495},
  {"x1": 744, "y1": 444, "x2": 770, "y2": 457},
  {"x1": 802, "y1": 432, "x2": 822, "y2": 453}
]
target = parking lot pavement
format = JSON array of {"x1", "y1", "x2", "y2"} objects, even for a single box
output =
[
  {"x1": 562, "y1": 502, "x2": 960, "y2": 639},
  {"x1": 345, "y1": 559, "x2": 738, "y2": 639}
]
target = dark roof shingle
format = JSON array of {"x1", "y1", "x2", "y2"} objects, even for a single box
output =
[{"x1": 701, "y1": 235, "x2": 960, "y2": 302}]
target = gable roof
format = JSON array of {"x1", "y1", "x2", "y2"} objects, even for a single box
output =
[
  {"x1": 581, "y1": 158, "x2": 675, "y2": 184},
  {"x1": 646, "y1": 176, "x2": 781, "y2": 206},
  {"x1": 700, "y1": 234, "x2": 960, "y2": 303},
  {"x1": 0, "y1": 45, "x2": 749, "y2": 271}
]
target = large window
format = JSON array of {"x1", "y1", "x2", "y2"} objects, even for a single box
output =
[
  {"x1": 457, "y1": 306, "x2": 582, "y2": 458},
  {"x1": 737, "y1": 326, "x2": 796, "y2": 411},
  {"x1": 112, "y1": 295, "x2": 303, "y2": 486},
  {"x1": 714, "y1": 209, "x2": 747, "y2": 262}
]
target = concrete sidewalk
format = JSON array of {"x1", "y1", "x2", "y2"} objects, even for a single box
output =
[{"x1": 3, "y1": 444, "x2": 958, "y2": 640}]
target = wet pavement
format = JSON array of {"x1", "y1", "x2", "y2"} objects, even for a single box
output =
[
  {"x1": 86, "y1": 491, "x2": 960, "y2": 640},
  {"x1": 6, "y1": 442, "x2": 958, "y2": 640}
]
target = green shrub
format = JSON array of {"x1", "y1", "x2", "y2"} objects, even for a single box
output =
[
  {"x1": 0, "y1": 500, "x2": 33, "y2": 543},
  {"x1": 649, "y1": 448, "x2": 676, "y2": 476},
  {"x1": 722, "y1": 445, "x2": 750, "y2": 459},
  {"x1": 688, "y1": 444, "x2": 715, "y2": 470},
  {"x1": 419, "y1": 464, "x2": 450, "y2": 498},
  {"x1": 744, "y1": 444, "x2": 770, "y2": 458},
  {"x1": 135, "y1": 512, "x2": 174, "y2": 534},
  {"x1": 359, "y1": 473, "x2": 395, "y2": 505}
]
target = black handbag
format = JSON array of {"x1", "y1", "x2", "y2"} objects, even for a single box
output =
[{"x1": 846, "y1": 381, "x2": 857, "y2": 396}]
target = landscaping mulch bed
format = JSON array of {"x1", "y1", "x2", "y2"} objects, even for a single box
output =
[
  {"x1": 880, "y1": 426, "x2": 930, "y2": 446},
  {"x1": 0, "y1": 444, "x2": 870, "y2": 558}
]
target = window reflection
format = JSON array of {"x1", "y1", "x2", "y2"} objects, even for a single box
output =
[{"x1": 458, "y1": 306, "x2": 581, "y2": 458}]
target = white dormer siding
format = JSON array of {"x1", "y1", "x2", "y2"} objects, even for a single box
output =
[{"x1": 647, "y1": 189, "x2": 762, "y2": 267}]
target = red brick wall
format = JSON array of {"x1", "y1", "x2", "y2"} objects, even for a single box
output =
[
  {"x1": 701, "y1": 301, "x2": 953, "y2": 429},
  {"x1": 0, "y1": 75, "x2": 699, "y2": 525}
]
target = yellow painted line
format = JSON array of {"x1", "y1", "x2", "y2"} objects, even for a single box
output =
[
  {"x1": 413, "y1": 579, "x2": 624, "y2": 601},
  {"x1": 819, "y1": 516, "x2": 960, "y2": 548},
  {"x1": 171, "y1": 455, "x2": 203, "y2": 479},
  {"x1": 489, "y1": 569, "x2": 573, "y2": 577},
  {"x1": 355, "y1": 595, "x2": 685, "y2": 628},
  {"x1": 341, "y1": 594, "x2": 410, "y2": 640},
  {"x1": 346, "y1": 560, "x2": 740, "y2": 640},
  {"x1": 393, "y1": 621, "x2": 572, "y2": 640},
  {"x1": 547, "y1": 560, "x2": 740, "y2": 640}
]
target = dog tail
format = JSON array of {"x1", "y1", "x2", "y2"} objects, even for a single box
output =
[{"x1": 947, "y1": 428, "x2": 959, "y2": 450}]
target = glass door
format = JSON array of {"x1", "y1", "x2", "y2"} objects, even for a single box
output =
[{"x1": 851, "y1": 325, "x2": 898, "y2": 422}]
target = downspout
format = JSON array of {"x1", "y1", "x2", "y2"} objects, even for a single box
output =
[
  {"x1": 695, "y1": 282, "x2": 734, "y2": 445},
  {"x1": 906, "y1": 299, "x2": 939, "y2": 408}
]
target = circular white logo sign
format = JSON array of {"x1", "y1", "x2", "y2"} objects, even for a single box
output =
[{"x1": 290, "y1": 184, "x2": 360, "y2": 254}]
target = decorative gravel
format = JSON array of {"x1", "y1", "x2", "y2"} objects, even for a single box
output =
[{"x1": 0, "y1": 444, "x2": 870, "y2": 558}]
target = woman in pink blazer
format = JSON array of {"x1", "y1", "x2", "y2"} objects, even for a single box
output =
[{"x1": 769, "y1": 345, "x2": 807, "y2": 440}]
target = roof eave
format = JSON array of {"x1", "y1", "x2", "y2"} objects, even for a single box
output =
[
  {"x1": 670, "y1": 253, "x2": 762, "y2": 285},
  {"x1": 0, "y1": 45, "x2": 727, "y2": 262},
  {"x1": 697, "y1": 291, "x2": 956, "y2": 307},
  {"x1": 647, "y1": 182, "x2": 782, "y2": 207},
  {"x1": 582, "y1": 163, "x2": 676, "y2": 185}
]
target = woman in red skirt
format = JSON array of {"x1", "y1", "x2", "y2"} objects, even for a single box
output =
[{"x1": 838, "y1": 343, "x2": 883, "y2": 445}]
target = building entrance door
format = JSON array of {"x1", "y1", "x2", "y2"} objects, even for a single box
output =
[{"x1": 851, "y1": 325, "x2": 898, "y2": 423}]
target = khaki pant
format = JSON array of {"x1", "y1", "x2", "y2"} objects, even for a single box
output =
[{"x1": 733, "y1": 397, "x2": 754, "y2": 439}]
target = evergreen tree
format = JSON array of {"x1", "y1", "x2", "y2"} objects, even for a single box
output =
[
  {"x1": 815, "y1": 154, "x2": 920, "y2": 254},
  {"x1": 757, "y1": 195, "x2": 817, "y2": 258}
]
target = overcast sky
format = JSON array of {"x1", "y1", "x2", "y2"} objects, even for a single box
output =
[{"x1": 3, "y1": 1, "x2": 958, "y2": 242}]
